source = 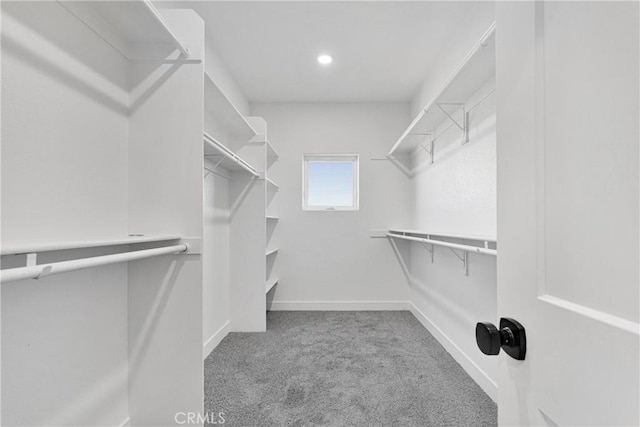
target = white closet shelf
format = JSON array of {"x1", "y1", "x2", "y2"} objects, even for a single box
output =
[
  {"x1": 58, "y1": 0, "x2": 190, "y2": 61},
  {"x1": 249, "y1": 132, "x2": 279, "y2": 160},
  {"x1": 266, "y1": 216, "x2": 280, "y2": 221},
  {"x1": 266, "y1": 178, "x2": 279, "y2": 190},
  {"x1": 204, "y1": 72, "x2": 256, "y2": 142},
  {"x1": 266, "y1": 248, "x2": 279, "y2": 257},
  {"x1": 266, "y1": 140, "x2": 279, "y2": 160},
  {"x1": 204, "y1": 132, "x2": 259, "y2": 177},
  {"x1": 387, "y1": 23, "x2": 495, "y2": 157},
  {"x1": 266, "y1": 277, "x2": 279, "y2": 294},
  {"x1": 1, "y1": 234, "x2": 182, "y2": 256}
]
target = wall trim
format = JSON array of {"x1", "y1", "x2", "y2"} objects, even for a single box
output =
[
  {"x1": 409, "y1": 302, "x2": 497, "y2": 402},
  {"x1": 268, "y1": 301, "x2": 410, "y2": 311},
  {"x1": 203, "y1": 320, "x2": 231, "y2": 360},
  {"x1": 118, "y1": 417, "x2": 131, "y2": 427}
]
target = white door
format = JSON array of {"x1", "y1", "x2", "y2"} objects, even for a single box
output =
[{"x1": 495, "y1": 2, "x2": 639, "y2": 426}]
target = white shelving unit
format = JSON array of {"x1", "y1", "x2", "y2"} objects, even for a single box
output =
[
  {"x1": 58, "y1": 0, "x2": 191, "y2": 61},
  {"x1": 246, "y1": 117, "x2": 280, "y2": 306},
  {"x1": 388, "y1": 23, "x2": 495, "y2": 158}
]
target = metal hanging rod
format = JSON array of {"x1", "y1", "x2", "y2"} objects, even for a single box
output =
[
  {"x1": 0, "y1": 244, "x2": 188, "y2": 284},
  {"x1": 387, "y1": 231, "x2": 496, "y2": 276},
  {"x1": 203, "y1": 132, "x2": 259, "y2": 177},
  {"x1": 386, "y1": 232, "x2": 497, "y2": 256}
]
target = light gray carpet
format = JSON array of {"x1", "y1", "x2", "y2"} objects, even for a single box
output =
[{"x1": 204, "y1": 311, "x2": 497, "y2": 426}]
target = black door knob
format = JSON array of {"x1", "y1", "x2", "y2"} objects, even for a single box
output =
[{"x1": 475, "y1": 318, "x2": 526, "y2": 360}]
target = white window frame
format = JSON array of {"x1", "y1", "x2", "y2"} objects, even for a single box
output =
[{"x1": 302, "y1": 154, "x2": 359, "y2": 211}]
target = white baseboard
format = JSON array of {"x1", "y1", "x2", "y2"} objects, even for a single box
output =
[
  {"x1": 409, "y1": 302, "x2": 498, "y2": 402},
  {"x1": 203, "y1": 320, "x2": 231, "y2": 360},
  {"x1": 118, "y1": 416, "x2": 131, "y2": 427},
  {"x1": 268, "y1": 301, "x2": 410, "y2": 311}
]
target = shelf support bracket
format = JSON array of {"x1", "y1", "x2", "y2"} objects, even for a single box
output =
[
  {"x1": 26, "y1": 253, "x2": 37, "y2": 268},
  {"x1": 418, "y1": 134, "x2": 434, "y2": 164},
  {"x1": 420, "y1": 242, "x2": 434, "y2": 263},
  {"x1": 436, "y1": 103, "x2": 469, "y2": 145},
  {"x1": 448, "y1": 247, "x2": 469, "y2": 276},
  {"x1": 213, "y1": 157, "x2": 225, "y2": 170}
]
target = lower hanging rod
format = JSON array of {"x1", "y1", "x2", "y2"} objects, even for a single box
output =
[
  {"x1": 386, "y1": 233, "x2": 497, "y2": 256},
  {"x1": 0, "y1": 244, "x2": 188, "y2": 284}
]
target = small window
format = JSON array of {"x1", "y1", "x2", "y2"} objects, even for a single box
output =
[{"x1": 303, "y1": 154, "x2": 359, "y2": 211}]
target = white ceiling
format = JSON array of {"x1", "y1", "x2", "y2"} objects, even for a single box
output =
[{"x1": 158, "y1": 1, "x2": 492, "y2": 103}]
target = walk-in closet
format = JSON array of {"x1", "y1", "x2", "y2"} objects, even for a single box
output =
[{"x1": 1, "y1": 1, "x2": 638, "y2": 426}]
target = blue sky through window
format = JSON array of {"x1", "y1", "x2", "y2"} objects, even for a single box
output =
[{"x1": 307, "y1": 161, "x2": 354, "y2": 207}]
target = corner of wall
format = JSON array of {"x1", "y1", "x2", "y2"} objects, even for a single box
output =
[{"x1": 409, "y1": 303, "x2": 497, "y2": 402}]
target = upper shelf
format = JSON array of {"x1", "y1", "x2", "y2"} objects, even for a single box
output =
[
  {"x1": 1, "y1": 234, "x2": 182, "y2": 256},
  {"x1": 388, "y1": 23, "x2": 495, "y2": 156},
  {"x1": 58, "y1": 0, "x2": 189, "y2": 61},
  {"x1": 204, "y1": 72, "x2": 256, "y2": 142}
]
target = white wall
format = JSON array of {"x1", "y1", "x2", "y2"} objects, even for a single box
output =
[
  {"x1": 412, "y1": 80, "x2": 496, "y2": 237},
  {"x1": 408, "y1": 80, "x2": 497, "y2": 401},
  {"x1": 202, "y1": 164, "x2": 230, "y2": 357},
  {"x1": 250, "y1": 103, "x2": 412, "y2": 310},
  {"x1": 1, "y1": 2, "x2": 129, "y2": 425}
]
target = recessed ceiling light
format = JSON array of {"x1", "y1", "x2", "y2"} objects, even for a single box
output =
[{"x1": 317, "y1": 54, "x2": 333, "y2": 65}]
